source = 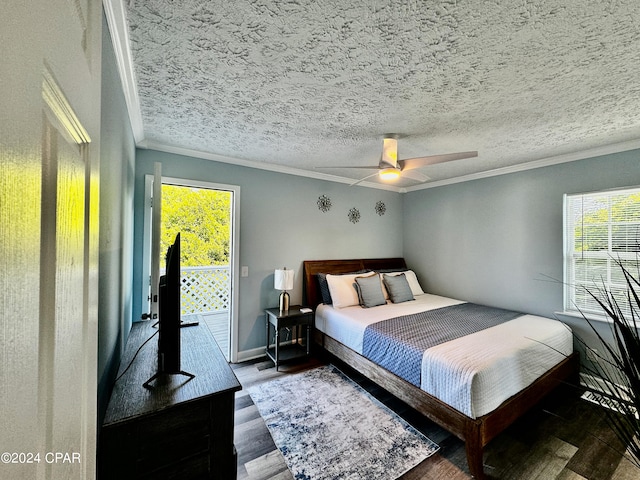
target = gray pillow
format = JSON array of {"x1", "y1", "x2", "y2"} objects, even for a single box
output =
[
  {"x1": 354, "y1": 275, "x2": 386, "y2": 308},
  {"x1": 383, "y1": 273, "x2": 414, "y2": 303}
]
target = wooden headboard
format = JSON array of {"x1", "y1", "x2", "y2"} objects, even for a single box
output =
[{"x1": 302, "y1": 258, "x2": 407, "y2": 309}]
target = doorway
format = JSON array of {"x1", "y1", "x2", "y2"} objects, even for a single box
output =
[{"x1": 143, "y1": 175, "x2": 240, "y2": 362}]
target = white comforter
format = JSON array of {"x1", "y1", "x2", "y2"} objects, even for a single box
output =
[{"x1": 315, "y1": 294, "x2": 573, "y2": 418}]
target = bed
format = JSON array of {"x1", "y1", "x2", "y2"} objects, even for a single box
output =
[{"x1": 303, "y1": 258, "x2": 579, "y2": 479}]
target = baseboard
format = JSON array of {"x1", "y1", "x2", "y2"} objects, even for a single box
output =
[
  {"x1": 235, "y1": 338, "x2": 303, "y2": 363},
  {"x1": 236, "y1": 346, "x2": 268, "y2": 363},
  {"x1": 579, "y1": 372, "x2": 637, "y2": 416},
  {"x1": 580, "y1": 372, "x2": 623, "y2": 395}
]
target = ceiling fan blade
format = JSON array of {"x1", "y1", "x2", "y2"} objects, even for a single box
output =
[
  {"x1": 401, "y1": 169, "x2": 430, "y2": 183},
  {"x1": 380, "y1": 136, "x2": 399, "y2": 169},
  {"x1": 349, "y1": 172, "x2": 380, "y2": 186},
  {"x1": 399, "y1": 151, "x2": 478, "y2": 171}
]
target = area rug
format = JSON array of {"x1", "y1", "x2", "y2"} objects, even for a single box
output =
[{"x1": 248, "y1": 365, "x2": 439, "y2": 480}]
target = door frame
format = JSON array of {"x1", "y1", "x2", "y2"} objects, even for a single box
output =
[{"x1": 142, "y1": 174, "x2": 241, "y2": 363}]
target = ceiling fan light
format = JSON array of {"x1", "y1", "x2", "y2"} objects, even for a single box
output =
[{"x1": 379, "y1": 168, "x2": 400, "y2": 181}]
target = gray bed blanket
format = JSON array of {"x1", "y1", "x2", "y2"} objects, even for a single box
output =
[{"x1": 362, "y1": 303, "x2": 522, "y2": 387}]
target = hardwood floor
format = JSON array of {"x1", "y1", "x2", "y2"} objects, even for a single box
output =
[
  {"x1": 183, "y1": 311, "x2": 230, "y2": 360},
  {"x1": 202, "y1": 311, "x2": 229, "y2": 359},
  {"x1": 231, "y1": 356, "x2": 640, "y2": 480}
]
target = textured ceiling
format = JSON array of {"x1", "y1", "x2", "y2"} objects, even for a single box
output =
[{"x1": 118, "y1": 0, "x2": 640, "y2": 190}]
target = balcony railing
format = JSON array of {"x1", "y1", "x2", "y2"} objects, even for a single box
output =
[{"x1": 179, "y1": 265, "x2": 230, "y2": 315}]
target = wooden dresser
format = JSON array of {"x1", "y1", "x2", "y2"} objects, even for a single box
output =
[{"x1": 99, "y1": 321, "x2": 241, "y2": 479}]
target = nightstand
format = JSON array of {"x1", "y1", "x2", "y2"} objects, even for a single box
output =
[{"x1": 265, "y1": 305, "x2": 313, "y2": 370}]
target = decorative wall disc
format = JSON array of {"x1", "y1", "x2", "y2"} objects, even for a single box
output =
[
  {"x1": 317, "y1": 194, "x2": 332, "y2": 212},
  {"x1": 348, "y1": 207, "x2": 361, "y2": 224},
  {"x1": 375, "y1": 201, "x2": 386, "y2": 216}
]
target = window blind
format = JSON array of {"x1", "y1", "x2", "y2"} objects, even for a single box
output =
[{"x1": 564, "y1": 187, "x2": 640, "y2": 318}]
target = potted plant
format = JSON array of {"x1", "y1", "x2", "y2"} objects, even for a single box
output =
[{"x1": 577, "y1": 256, "x2": 640, "y2": 468}]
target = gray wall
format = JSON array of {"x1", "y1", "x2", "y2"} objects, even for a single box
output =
[
  {"x1": 403, "y1": 149, "x2": 640, "y2": 353},
  {"x1": 97, "y1": 12, "x2": 136, "y2": 421},
  {"x1": 131, "y1": 149, "x2": 639, "y2": 361},
  {"x1": 133, "y1": 150, "x2": 404, "y2": 356}
]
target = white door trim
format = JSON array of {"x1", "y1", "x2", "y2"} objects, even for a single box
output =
[{"x1": 142, "y1": 175, "x2": 241, "y2": 363}]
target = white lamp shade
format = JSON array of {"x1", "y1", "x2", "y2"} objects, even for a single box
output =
[{"x1": 274, "y1": 268, "x2": 294, "y2": 291}]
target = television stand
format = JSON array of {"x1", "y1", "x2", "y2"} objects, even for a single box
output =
[{"x1": 100, "y1": 321, "x2": 241, "y2": 479}]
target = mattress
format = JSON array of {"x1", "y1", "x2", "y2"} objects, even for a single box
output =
[{"x1": 315, "y1": 294, "x2": 573, "y2": 418}]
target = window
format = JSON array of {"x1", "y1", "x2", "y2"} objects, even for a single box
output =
[{"x1": 564, "y1": 187, "x2": 640, "y2": 319}]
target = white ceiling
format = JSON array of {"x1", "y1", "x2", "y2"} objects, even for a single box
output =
[{"x1": 106, "y1": 0, "x2": 640, "y2": 192}]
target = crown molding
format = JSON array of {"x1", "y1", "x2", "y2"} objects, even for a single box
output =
[
  {"x1": 403, "y1": 139, "x2": 640, "y2": 192},
  {"x1": 140, "y1": 136, "x2": 640, "y2": 195},
  {"x1": 140, "y1": 141, "x2": 405, "y2": 193},
  {"x1": 103, "y1": 0, "x2": 145, "y2": 144}
]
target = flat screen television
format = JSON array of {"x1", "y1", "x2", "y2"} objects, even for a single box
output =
[
  {"x1": 144, "y1": 232, "x2": 194, "y2": 388},
  {"x1": 158, "y1": 232, "x2": 181, "y2": 373}
]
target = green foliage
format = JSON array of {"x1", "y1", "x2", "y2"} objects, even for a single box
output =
[
  {"x1": 160, "y1": 185, "x2": 231, "y2": 267},
  {"x1": 575, "y1": 193, "x2": 640, "y2": 252}
]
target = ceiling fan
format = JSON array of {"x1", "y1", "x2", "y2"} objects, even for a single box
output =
[{"x1": 318, "y1": 135, "x2": 478, "y2": 186}]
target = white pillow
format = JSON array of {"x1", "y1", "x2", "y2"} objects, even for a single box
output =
[
  {"x1": 326, "y1": 272, "x2": 377, "y2": 308},
  {"x1": 384, "y1": 270, "x2": 424, "y2": 296}
]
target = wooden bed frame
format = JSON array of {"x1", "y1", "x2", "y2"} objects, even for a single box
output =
[{"x1": 303, "y1": 258, "x2": 579, "y2": 479}]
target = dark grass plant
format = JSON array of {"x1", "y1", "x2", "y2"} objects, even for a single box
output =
[{"x1": 577, "y1": 256, "x2": 640, "y2": 468}]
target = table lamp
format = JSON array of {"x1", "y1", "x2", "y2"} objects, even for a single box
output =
[{"x1": 274, "y1": 267, "x2": 294, "y2": 313}]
